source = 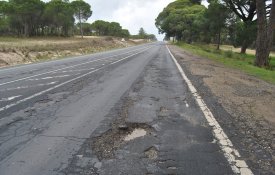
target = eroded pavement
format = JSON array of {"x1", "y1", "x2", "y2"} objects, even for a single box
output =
[
  {"x1": 0, "y1": 43, "x2": 273, "y2": 174},
  {"x1": 62, "y1": 45, "x2": 234, "y2": 175}
]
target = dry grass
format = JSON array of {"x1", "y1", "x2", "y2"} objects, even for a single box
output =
[
  {"x1": 0, "y1": 36, "x2": 139, "y2": 67},
  {"x1": 177, "y1": 42, "x2": 275, "y2": 84},
  {"x1": 0, "y1": 36, "x2": 125, "y2": 51},
  {"x1": 219, "y1": 45, "x2": 275, "y2": 57}
]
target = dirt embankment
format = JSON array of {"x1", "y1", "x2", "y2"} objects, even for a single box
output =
[
  {"x1": 0, "y1": 37, "x2": 145, "y2": 67},
  {"x1": 169, "y1": 45, "x2": 275, "y2": 174}
]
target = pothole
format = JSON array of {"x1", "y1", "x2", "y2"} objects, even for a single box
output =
[
  {"x1": 144, "y1": 146, "x2": 158, "y2": 160},
  {"x1": 91, "y1": 122, "x2": 153, "y2": 160},
  {"x1": 124, "y1": 128, "x2": 147, "y2": 141},
  {"x1": 91, "y1": 97, "x2": 155, "y2": 160}
]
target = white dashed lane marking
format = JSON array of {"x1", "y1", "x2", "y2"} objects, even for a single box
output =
[
  {"x1": 0, "y1": 82, "x2": 58, "y2": 92},
  {"x1": 0, "y1": 95, "x2": 22, "y2": 102},
  {"x1": 57, "y1": 68, "x2": 95, "y2": 73},
  {"x1": 27, "y1": 75, "x2": 71, "y2": 81},
  {"x1": 167, "y1": 45, "x2": 253, "y2": 175},
  {"x1": 0, "y1": 47, "x2": 151, "y2": 113},
  {"x1": 0, "y1": 47, "x2": 147, "y2": 86}
]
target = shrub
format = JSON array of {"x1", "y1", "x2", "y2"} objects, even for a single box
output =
[{"x1": 224, "y1": 50, "x2": 233, "y2": 58}]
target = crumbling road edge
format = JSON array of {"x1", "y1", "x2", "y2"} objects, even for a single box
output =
[{"x1": 166, "y1": 45, "x2": 253, "y2": 175}]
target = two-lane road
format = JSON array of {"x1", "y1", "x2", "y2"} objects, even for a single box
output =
[
  {"x1": 0, "y1": 42, "x2": 251, "y2": 175},
  {"x1": 0, "y1": 43, "x2": 158, "y2": 175}
]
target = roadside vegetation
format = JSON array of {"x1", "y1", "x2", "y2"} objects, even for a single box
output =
[
  {"x1": 177, "y1": 42, "x2": 275, "y2": 84},
  {"x1": 156, "y1": 0, "x2": 275, "y2": 69},
  {"x1": 0, "y1": 0, "x2": 157, "y2": 67},
  {"x1": 0, "y1": 36, "x2": 145, "y2": 67},
  {"x1": 0, "y1": 0, "x2": 157, "y2": 40}
]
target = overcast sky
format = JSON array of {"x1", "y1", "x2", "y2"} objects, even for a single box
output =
[
  {"x1": 85, "y1": 0, "x2": 174, "y2": 40},
  {"x1": 86, "y1": 0, "x2": 209, "y2": 40},
  {"x1": 44, "y1": 0, "x2": 208, "y2": 40}
]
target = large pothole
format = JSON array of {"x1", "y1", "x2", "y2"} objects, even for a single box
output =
[
  {"x1": 91, "y1": 97, "x2": 154, "y2": 160},
  {"x1": 91, "y1": 122, "x2": 153, "y2": 160}
]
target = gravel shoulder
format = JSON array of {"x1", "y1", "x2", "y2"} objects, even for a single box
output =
[{"x1": 169, "y1": 45, "x2": 275, "y2": 174}]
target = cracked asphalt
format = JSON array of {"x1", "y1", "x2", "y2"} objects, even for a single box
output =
[{"x1": 0, "y1": 42, "x2": 250, "y2": 174}]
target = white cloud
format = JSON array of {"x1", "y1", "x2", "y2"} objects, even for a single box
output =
[{"x1": 86, "y1": 0, "x2": 175, "y2": 40}]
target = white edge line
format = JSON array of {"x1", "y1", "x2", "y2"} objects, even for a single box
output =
[
  {"x1": 0, "y1": 47, "x2": 151, "y2": 113},
  {"x1": 0, "y1": 46, "x2": 148, "y2": 86},
  {"x1": 166, "y1": 45, "x2": 253, "y2": 175}
]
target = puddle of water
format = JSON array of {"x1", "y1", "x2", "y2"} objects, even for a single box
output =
[{"x1": 124, "y1": 128, "x2": 147, "y2": 141}]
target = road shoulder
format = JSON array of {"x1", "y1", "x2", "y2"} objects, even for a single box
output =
[{"x1": 169, "y1": 44, "x2": 275, "y2": 174}]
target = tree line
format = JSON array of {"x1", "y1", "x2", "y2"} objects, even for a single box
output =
[
  {"x1": 75, "y1": 22, "x2": 157, "y2": 40},
  {"x1": 0, "y1": 0, "x2": 92, "y2": 37},
  {"x1": 131, "y1": 27, "x2": 157, "y2": 40},
  {"x1": 88, "y1": 20, "x2": 130, "y2": 38},
  {"x1": 0, "y1": 0, "x2": 157, "y2": 40},
  {"x1": 156, "y1": 0, "x2": 275, "y2": 68}
]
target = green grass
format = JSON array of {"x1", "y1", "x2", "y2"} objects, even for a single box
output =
[{"x1": 176, "y1": 42, "x2": 275, "y2": 84}]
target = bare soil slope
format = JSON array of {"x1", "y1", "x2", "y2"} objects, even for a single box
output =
[{"x1": 0, "y1": 37, "x2": 143, "y2": 67}]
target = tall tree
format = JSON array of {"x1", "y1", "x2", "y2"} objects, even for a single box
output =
[
  {"x1": 138, "y1": 27, "x2": 147, "y2": 39},
  {"x1": 0, "y1": 1, "x2": 10, "y2": 34},
  {"x1": 0, "y1": 1, "x2": 9, "y2": 17},
  {"x1": 120, "y1": 29, "x2": 130, "y2": 38},
  {"x1": 91, "y1": 20, "x2": 110, "y2": 36},
  {"x1": 204, "y1": 0, "x2": 229, "y2": 49},
  {"x1": 9, "y1": 0, "x2": 44, "y2": 37},
  {"x1": 221, "y1": 0, "x2": 257, "y2": 53},
  {"x1": 71, "y1": 0, "x2": 92, "y2": 38},
  {"x1": 91, "y1": 20, "x2": 129, "y2": 37},
  {"x1": 255, "y1": 0, "x2": 275, "y2": 67},
  {"x1": 108, "y1": 22, "x2": 122, "y2": 36},
  {"x1": 43, "y1": 0, "x2": 74, "y2": 36},
  {"x1": 155, "y1": 0, "x2": 205, "y2": 42}
]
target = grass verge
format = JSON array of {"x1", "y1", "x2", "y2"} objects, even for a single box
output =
[{"x1": 176, "y1": 42, "x2": 275, "y2": 84}]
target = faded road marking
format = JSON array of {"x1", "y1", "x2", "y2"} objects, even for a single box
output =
[
  {"x1": 0, "y1": 47, "x2": 148, "y2": 86},
  {"x1": 0, "y1": 47, "x2": 152, "y2": 113},
  {"x1": 0, "y1": 82, "x2": 58, "y2": 92},
  {"x1": 27, "y1": 75, "x2": 71, "y2": 81},
  {"x1": 0, "y1": 95, "x2": 22, "y2": 102},
  {"x1": 57, "y1": 68, "x2": 95, "y2": 73},
  {"x1": 167, "y1": 45, "x2": 253, "y2": 175}
]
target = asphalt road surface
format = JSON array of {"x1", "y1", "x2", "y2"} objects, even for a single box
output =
[{"x1": 0, "y1": 42, "x2": 251, "y2": 174}]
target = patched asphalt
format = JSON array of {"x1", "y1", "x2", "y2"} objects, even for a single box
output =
[{"x1": 0, "y1": 42, "x2": 246, "y2": 174}]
